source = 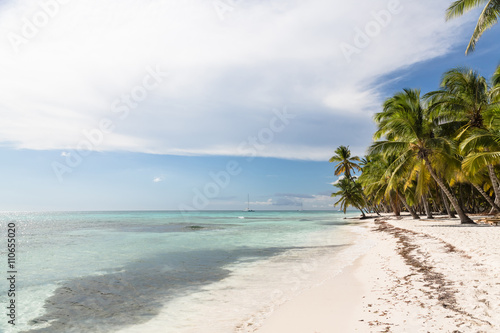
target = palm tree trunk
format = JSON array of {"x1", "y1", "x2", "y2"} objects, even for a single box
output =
[
  {"x1": 471, "y1": 182, "x2": 500, "y2": 213},
  {"x1": 371, "y1": 203, "x2": 381, "y2": 216},
  {"x1": 466, "y1": 185, "x2": 473, "y2": 212},
  {"x1": 355, "y1": 205, "x2": 366, "y2": 218},
  {"x1": 487, "y1": 165, "x2": 500, "y2": 213},
  {"x1": 361, "y1": 192, "x2": 380, "y2": 216},
  {"x1": 423, "y1": 156, "x2": 474, "y2": 224},
  {"x1": 422, "y1": 195, "x2": 433, "y2": 219},
  {"x1": 396, "y1": 191, "x2": 420, "y2": 220},
  {"x1": 390, "y1": 192, "x2": 400, "y2": 216},
  {"x1": 382, "y1": 201, "x2": 391, "y2": 213},
  {"x1": 440, "y1": 188, "x2": 455, "y2": 218},
  {"x1": 459, "y1": 183, "x2": 465, "y2": 213}
]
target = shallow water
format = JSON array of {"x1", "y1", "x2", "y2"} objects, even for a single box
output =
[{"x1": 0, "y1": 211, "x2": 365, "y2": 333}]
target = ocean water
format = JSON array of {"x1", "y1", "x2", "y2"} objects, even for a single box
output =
[{"x1": 0, "y1": 211, "x2": 370, "y2": 333}]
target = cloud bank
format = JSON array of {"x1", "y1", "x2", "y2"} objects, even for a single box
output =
[{"x1": 0, "y1": 0, "x2": 469, "y2": 160}]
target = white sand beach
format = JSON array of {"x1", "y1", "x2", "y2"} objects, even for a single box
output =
[{"x1": 256, "y1": 215, "x2": 500, "y2": 332}]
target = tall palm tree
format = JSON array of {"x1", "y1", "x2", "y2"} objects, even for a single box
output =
[
  {"x1": 446, "y1": 0, "x2": 500, "y2": 54},
  {"x1": 426, "y1": 67, "x2": 490, "y2": 130},
  {"x1": 329, "y1": 145, "x2": 361, "y2": 180},
  {"x1": 332, "y1": 177, "x2": 366, "y2": 218},
  {"x1": 357, "y1": 155, "x2": 382, "y2": 216},
  {"x1": 360, "y1": 153, "x2": 419, "y2": 218},
  {"x1": 426, "y1": 67, "x2": 500, "y2": 209},
  {"x1": 371, "y1": 88, "x2": 475, "y2": 224},
  {"x1": 461, "y1": 125, "x2": 500, "y2": 172},
  {"x1": 405, "y1": 160, "x2": 434, "y2": 218}
]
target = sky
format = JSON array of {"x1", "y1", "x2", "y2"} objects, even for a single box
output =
[{"x1": 0, "y1": 0, "x2": 499, "y2": 211}]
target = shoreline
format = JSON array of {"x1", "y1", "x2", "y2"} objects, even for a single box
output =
[
  {"x1": 256, "y1": 214, "x2": 500, "y2": 332},
  {"x1": 112, "y1": 213, "x2": 366, "y2": 333},
  {"x1": 255, "y1": 253, "x2": 366, "y2": 333}
]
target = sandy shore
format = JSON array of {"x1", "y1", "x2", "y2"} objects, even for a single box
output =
[
  {"x1": 255, "y1": 215, "x2": 500, "y2": 332},
  {"x1": 255, "y1": 256, "x2": 365, "y2": 333}
]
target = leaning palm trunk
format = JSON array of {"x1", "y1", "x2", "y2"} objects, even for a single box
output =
[
  {"x1": 471, "y1": 182, "x2": 500, "y2": 213},
  {"x1": 423, "y1": 156, "x2": 474, "y2": 224},
  {"x1": 390, "y1": 193, "x2": 400, "y2": 216},
  {"x1": 487, "y1": 165, "x2": 500, "y2": 213},
  {"x1": 382, "y1": 200, "x2": 391, "y2": 213},
  {"x1": 355, "y1": 205, "x2": 366, "y2": 218},
  {"x1": 396, "y1": 192, "x2": 420, "y2": 220},
  {"x1": 361, "y1": 192, "x2": 381, "y2": 216},
  {"x1": 422, "y1": 195, "x2": 433, "y2": 219},
  {"x1": 440, "y1": 188, "x2": 455, "y2": 218}
]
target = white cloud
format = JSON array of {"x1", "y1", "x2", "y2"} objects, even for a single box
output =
[
  {"x1": 303, "y1": 194, "x2": 336, "y2": 209},
  {"x1": 0, "y1": 0, "x2": 471, "y2": 160},
  {"x1": 153, "y1": 177, "x2": 164, "y2": 183},
  {"x1": 251, "y1": 193, "x2": 337, "y2": 209},
  {"x1": 251, "y1": 199, "x2": 273, "y2": 206}
]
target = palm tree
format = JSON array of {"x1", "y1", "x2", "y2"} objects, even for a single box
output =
[
  {"x1": 331, "y1": 177, "x2": 366, "y2": 218},
  {"x1": 381, "y1": 153, "x2": 421, "y2": 219},
  {"x1": 371, "y1": 88, "x2": 475, "y2": 224},
  {"x1": 446, "y1": 0, "x2": 500, "y2": 54},
  {"x1": 426, "y1": 67, "x2": 490, "y2": 130},
  {"x1": 360, "y1": 153, "x2": 415, "y2": 217},
  {"x1": 329, "y1": 145, "x2": 361, "y2": 180},
  {"x1": 426, "y1": 67, "x2": 500, "y2": 210},
  {"x1": 405, "y1": 160, "x2": 434, "y2": 218},
  {"x1": 461, "y1": 124, "x2": 500, "y2": 171},
  {"x1": 357, "y1": 155, "x2": 382, "y2": 216}
]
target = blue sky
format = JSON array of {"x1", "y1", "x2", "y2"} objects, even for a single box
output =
[{"x1": 0, "y1": 0, "x2": 499, "y2": 211}]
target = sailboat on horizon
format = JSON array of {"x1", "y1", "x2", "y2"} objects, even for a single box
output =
[{"x1": 244, "y1": 194, "x2": 255, "y2": 212}]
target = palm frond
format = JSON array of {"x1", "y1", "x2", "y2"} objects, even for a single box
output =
[
  {"x1": 446, "y1": 0, "x2": 488, "y2": 20},
  {"x1": 466, "y1": 0, "x2": 500, "y2": 53},
  {"x1": 463, "y1": 151, "x2": 500, "y2": 172}
]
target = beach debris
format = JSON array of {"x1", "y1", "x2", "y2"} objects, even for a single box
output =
[
  {"x1": 476, "y1": 215, "x2": 500, "y2": 226},
  {"x1": 374, "y1": 220, "x2": 492, "y2": 327}
]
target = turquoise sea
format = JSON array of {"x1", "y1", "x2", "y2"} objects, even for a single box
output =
[{"x1": 0, "y1": 211, "x2": 370, "y2": 333}]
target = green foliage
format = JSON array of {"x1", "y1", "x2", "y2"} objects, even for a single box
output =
[
  {"x1": 425, "y1": 67, "x2": 490, "y2": 131},
  {"x1": 329, "y1": 145, "x2": 361, "y2": 179},
  {"x1": 334, "y1": 64, "x2": 500, "y2": 220},
  {"x1": 331, "y1": 177, "x2": 366, "y2": 215},
  {"x1": 446, "y1": 0, "x2": 500, "y2": 54}
]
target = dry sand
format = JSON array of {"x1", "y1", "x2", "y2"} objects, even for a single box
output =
[{"x1": 255, "y1": 215, "x2": 500, "y2": 333}]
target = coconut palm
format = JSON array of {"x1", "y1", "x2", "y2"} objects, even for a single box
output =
[
  {"x1": 360, "y1": 154, "x2": 408, "y2": 217},
  {"x1": 426, "y1": 67, "x2": 490, "y2": 130},
  {"x1": 359, "y1": 154, "x2": 392, "y2": 213},
  {"x1": 329, "y1": 145, "x2": 361, "y2": 180},
  {"x1": 461, "y1": 125, "x2": 500, "y2": 170},
  {"x1": 357, "y1": 155, "x2": 383, "y2": 216},
  {"x1": 405, "y1": 160, "x2": 434, "y2": 218},
  {"x1": 426, "y1": 67, "x2": 500, "y2": 209},
  {"x1": 370, "y1": 88, "x2": 475, "y2": 224},
  {"x1": 446, "y1": 0, "x2": 500, "y2": 54},
  {"x1": 331, "y1": 177, "x2": 366, "y2": 218},
  {"x1": 381, "y1": 153, "x2": 422, "y2": 219}
]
